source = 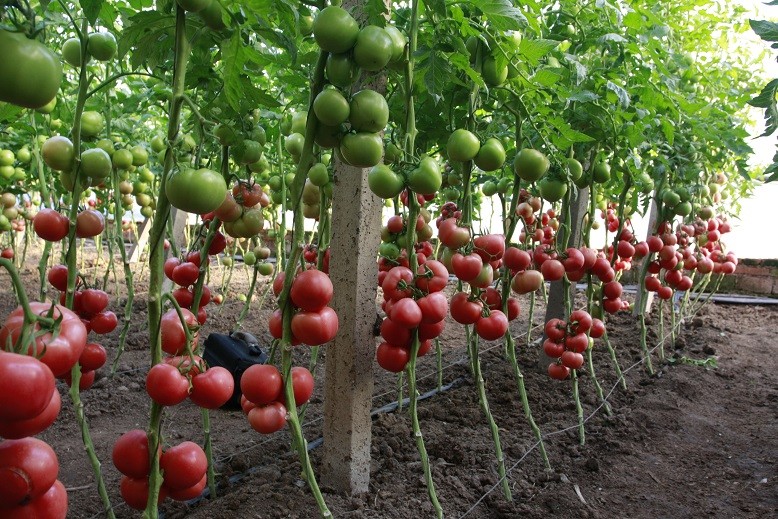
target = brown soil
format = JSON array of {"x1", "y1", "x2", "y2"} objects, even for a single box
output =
[{"x1": 2, "y1": 245, "x2": 776, "y2": 519}]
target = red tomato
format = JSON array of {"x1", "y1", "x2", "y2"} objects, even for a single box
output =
[
  {"x1": 112, "y1": 430, "x2": 152, "y2": 478},
  {"x1": 240, "y1": 364, "x2": 283, "y2": 406},
  {"x1": 617, "y1": 240, "x2": 635, "y2": 259},
  {"x1": 75, "y1": 209, "x2": 105, "y2": 238},
  {"x1": 565, "y1": 332, "x2": 589, "y2": 353},
  {"x1": 540, "y1": 259, "x2": 564, "y2": 281},
  {"x1": 475, "y1": 310, "x2": 508, "y2": 341},
  {"x1": 248, "y1": 402, "x2": 288, "y2": 434},
  {"x1": 0, "y1": 351, "x2": 56, "y2": 422},
  {"x1": 80, "y1": 289, "x2": 109, "y2": 316},
  {"x1": 145, "y1": 363, "x2": 190, "y2": 406},
  {"x1": 562, "y1": 248, "x2": 584, "y2": 272},
  {"x1": 61, "y1": 369, "x2": 96, "y2": 391},
  {"x1": 603, "y1": 297, "x2": 623, "y2": 313},
  {"x1": 47, "y1": 265, "x2": 69, "y2": 292},
  {"x1": 78, "y1": 343, "x2": 107, "y2": 372},
  {"x1": 120, "y1": 476, "x2": 167, "y2": 510},
  {"x1": 160, "y1": 442, "x2": 207, "y2": 491},
  {"x1": 172, "y1": 287, "x2": 194, "y2": 309},
  {"x1": 381, "y1": 266, "x2": 414, "y2": 301},
  {"x1": 473, "y1": 234, "x2": 505, "y2": 262},
  {"x1": 469, "y1": 263, "x2": 494, "y2": 289},
  {"x1": 233, "y1": 183, "x2": 264, "y2": 207},
  {"x1": 506, "y1": 298, "x2": 520, "y2": 321},
  {"x1": 569, "y1": 309, "x2": 592, "y2": 335},
  {"x1": 290, "y1": 366, "x2": 314, "y2": 406},
  {"x1": 418, "y1": 320, "x2": 445, "y2": 340},
  {"x1": 33, "y1": 209, "x2": 69, "y2": 242},
  {"x1": 0, "y1": 303, "x2": 86, "y2": 378},
  {"x1": 160, "y1": 308, "x2": 197, "y2": 356},
  {"x1": 172, "y1": 262, "x2": 200, "y2": 287},
  {"x1": 543, "y1": 338, "x2": 564, "y2": 358},
  {"x1": 561, "y1": 351, "x2": 584, "y2": 370},
  {"x1": 602, "y1": 281, "x2": 622, "y2": 300},
  {"x1": 657, "y1": 286, "x2": 673, "y2": 300},
  {"x1": 5, "y1": 479, "x2": 67, "y2": 518},
  {"x1": 390, "y1": 298, "x2": 423, "y2": 329},
  {"x1": 590, "y1": 318, "x2": 606, "y2": 339},
  {"x1": 189, "y1": 367, "x2": 234, "y2": 409},
  {"x1": 380, "y1": 318, "x2": 411, "y2": 346},
  {"x1": 503, "y1": 247, "x2": 531, "y2": 272},
  {"x1": 290, "y1": 307, "x2": 339, "y2": 346},
  {"x1": 163, "y1": 257, "x2": 181, "y2": 280},
  {"x1": 290, "y1": 269, "x2": 334, "y2": 312},
  {"x1": 414, "y1": 260, "x2": 448, "y2": 293},
  {"x1": 544, "y1": 318, "x2": 566, "y2": 341},
  {"x1": 450, "y1": 292, "x2": 483, "y2": 325},
  {"x1": 451, "y1": 252, "x2": 483, "y2": 282},
  {"x1": 548, "y1": 363, "x2": 570, "y2": 380},
  {"x1": 0, "y1": 248, "x2": 12, "y2": 260},
  {"x1": 376, "y1": 342, "x2": 409, "y2": 373},
  {"x1": 272, "y1": 272, "x2": 286, "y2": 296},
  {"x1": 90, "y1": 311, "x2": 118, "y2": 335},
  {"x1": 0, "y1": 437, "x2": 59, "y2": 508},
  {"x1": 644, "y1": 275, "x2": 662, "y2": 292},
  {"x1": 167, "y1": 474, "x2": 206, "y2": 502},
  {"x1": 482, "y1": 287, "x2": 501, "y2": 311},
  {"x1": 0, "y1": 389, "x2": 61, "y2": 440},
  {"x1": 511, "y1": 270, "x2": 543, "y2": 294}
]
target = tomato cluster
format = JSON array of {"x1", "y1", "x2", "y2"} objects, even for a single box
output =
[
  {"x1": 544, "y1": 310, "x2": 605, "y2": 380},
  {"x1": 269, "y1": 269, "x2": 339, "y2": 346},
  {"x1": 164, "y1": 250, "x2": 221, "y2": 326},
  {"x1": 113, "y1": 430, "x2": 209, "y2": 508},
  {"x1": 1, "y1": 191, "x2": 33, "y2": 238},
  {"x1": 213, "y1": 182, "x2": 270, "y2": 239},
  {"x1": 0, "y1": 351, "x2": 67, "y2": 517},
  {"x1": 238, "y1": 364, "x2": 314, "y2": 434}
]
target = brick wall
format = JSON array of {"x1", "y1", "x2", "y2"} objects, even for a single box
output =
[{"x1": 723, "y1": 258, "x2": 778, "y2": 296}]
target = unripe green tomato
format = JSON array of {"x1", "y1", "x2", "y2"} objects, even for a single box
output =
[
  {"x1": 139, "y1": 167, "x2": 155, "y2": 183},
  {"x1": 482, "y1": 180, "x2": 498, "y2": 196},
  {"x1": 379, "y1": 242, "x2": 400, "y2": 260},
  {"x1": 308, "y1": 163, "x2": 330, "y2": 187},
  {"x1": 150, "y1": 135, "x2": 166, "y2": 153},
  {"x1": 140, "y1": 205, "x2": 153, "y2": 218},
  {"x1": 243, "y1": 251, "x2": 257, "y2": 265},
  {"x1": 285, "y1": 172, "x2": 296, "y2": 187},
  {"x1": 130, "y1": 145, "x2": 149, "y2": 166},
  {"x1": 0, "y1": 150, "x2": 14, "y2": 166},
  {"x1": 258, "y1": 262, "x2": 274, "y2": 276},
  {"x1": 81, "y1": 111, "x2": 104, "y2": 138},
  {"x1": 62, "y1": 38, "x2": 87, "y2": 68},
  {"x1": 322, "y1": 183, "x2": 333, "y2": 198},
  {"x1": 250, "y1": 126, "x2": 267, "y2": 146},
  {"x1": 254, "y1": 246, "x2": 271, "y2": 259},
  {"x1": 497, "y1": 177, "x2": 511, "y2": 194},
  {"x1": 447, "y1": 129, "x2": 480, "y2": 162},
  {"x1": 326, "y1": 53, "x2": 359, "y2": 88},
  {"x1": 285, "y1": 133, "x2": 304, "y2": 156},
  {"x1": 291, "y1": 112, "x2": 308, "y2": 135},
  {"x1": 513, "y1": 148, "x2": 549, "y2": 182},
  {"x1": 88, "y1": 32, "x2": 117, "y2": 61},
  {"x1": 95, "y1": 139, "x2": 115, "y2": 156},
  {"x1": 112, "y1": 149, "x2": 134, "y2": 170}
]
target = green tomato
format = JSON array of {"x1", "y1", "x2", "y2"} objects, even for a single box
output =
[
  {"x1": 0, "y1": 166, "x2": 14, "y2": 179},
  {"x1": 166, "y1": 168, "x2": 227, "y2": 214},
  {"x1": 299, "y1": 15, "x2": 314, "y2": 36},
  {"x1": 368, "y1": 165, "x2": 404, "y2": 199},
  {"x1": 150, "y1": 135, "x2": 166, "y2": 153},
  {"x1": 592, "y1": 162, "x2": 611, "y2": 183},
  {"x1": 139, "y1": 167, "x2": 155, "y2": 183},
  {"x1": 353, "y1": 26, "x2": 393, "y2": 71},
  {"x1": 538, "y1": 177, "x2": 568, "y2": 202},
  {"x1": 674, "y1": 201, "x2": 692, "y2": 216},
  {"x1": 248, "y1": 156, "x2": 270, "y2": 174},
  {"x1": 42, "y1": 136, "x2": 74, "y2": 171},
  {"x1": 284, "y1": 173, "x2": 296, "y2": 187},
  {"x1": 140, "y1": 206, "x2": 154, "y2": 218},
  {"x1": 340, "y1": 132, "x2": 383, "y2": 168},
  {"x1": 482, "y1": 56, "x2": 508, "y2": 86},
  {"x1": 35, "y1": 96, "x2": 57, "y2": 114},
  {"x1": 95, "y1": 139, "x2": 114, "y2": 156},
  {"x1": 250, "y1": 126, "x2": 267, "y2": 146},
  {"x1": 313, "y1": 88, "x2": 350, "y2": 126},
  {"x1": 447, "y1": 129, "x2": 480, "y2": 162},
  {"x1": 199, "y1": 0, "x2": 227, "y2": 31},
  {"x1": 326, "y1": 53, "x2": 359, "y2": 88},
  {"x1": 112, "y1": 149, "x2": 134, "y2": 170},
  {"x1": 497, "y1": 177, "x2": 512, "y2": 194},
  {"x1": 0, "y1": 150, "x2": 14, "y2": 167},
  {"x1": 482, "y1": 180, "x2": 498, "y2": 196},
  {"x1": 258, "y1": 262, "x2": 274, "y2": 276},
  {"x1": 285, "y1": 133, "x2": 305, "y2": 156},
  {"x1": 407, "y1": 156, "x2": 442, "y2": 195},
  {"x1": 215, "y1": 124, "x2": 239, "y2": 146},
  {"x1": 474, "y1": 138, "x2": 506, "y2": 172},
  {"x1": 12, "y1": 168, "x2": 26, "y2": 181},
  {"x1": 662, "y1": 189, "x2": 681, "y2": 208},
  {"x1": 62, "y1": 37, "x2": 87, "y2": 68},
  {"x1": 444, "y1": 187, "x2": 460, "y2": 201},
  {"x1": 81, "y1": 111, "x2": 104, "y2": 138},
  {"x1": 315, "y1": 124, "x2": 344, "y2": 149},
  {"x1": 0, "y1": 30, "x2": 62, "y2": 110},
  {"x1": 302, "y1": 180, "x2": 321, "y2": 205},
  {"x1": 291, "y1": 112, "x2": 308, "y2": 135},
  {"x1": 384, "y1": 142, "x2": 403, "y2": 164},
  {"x1": 308, "y1": 163, "x2": 330, "y2": 187},
  {"x1": 675, "y1": 186, "x2": 691, "y2": 202},
  {"x1": 349, "y1": 89, "x2": 389, "y2": 133},
  {"x1": 565, "y1": 158, "x2": 583, "y2": 182},
  {"x1": 81, "y1": 148, "x2": 112, "y2": 179},
  {"x1": 16, "y1": 147, "x2": 31, "y2": 164},
  {"x1": 513, "y1": 148, "x2": 549, "y2": 182},
  {"x1": 313, "y1": 6, "x2": 359, "y2": 54},
  {"x1": 379, "y1": 242, "x2": 400, "y2": 260},
  {"x1": 384, "y1": 25, "x2": 407, "y2": 63},
  {"x1": 87, "y1": 32, "x2": 117, "y2": 61},
  {"x1": 233, "y1": 140, "x2": 263, "y2": 165},
  {"x1": 130, "y1": 145, "x2": 149, "y2": 166}
]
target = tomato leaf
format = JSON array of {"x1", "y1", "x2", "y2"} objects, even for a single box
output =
[
  {"x1": 471, "y1": 0, "x2": 527, "y2": 31},
  {"x1": 750, "y1": 19, "x2": 778, "y2": 42},
  {"x1": 80, "y1": 0, "x2": 103, "y2": 25},
  {"x1": 605, "y1": 81, "x2": 630, "y2": 108},
  {"x1": 518, "y1": 39, "x2": 559, "y2": 66}
]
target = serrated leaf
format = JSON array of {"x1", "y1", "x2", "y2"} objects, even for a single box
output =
[
  {"x1": 80, "y1": 0, "x2": 103, "y2": 25},
  {"x1": 0, "y1": 103, "x2": 23, "y2": 124},
  {"x1": 748, "y1": 78, "x2": 778, "y2": 108},
  {"x1": 471, "y1": 0, "x2": 527, "y2": 31},
  {"x1": 518, "y1": 38, "x2": 559, "y2": 66},
  {"x1": 449, "y1": 53, "x2": 485, "y2": 88},
  {"x1": 417, "y1": 48, "x2": 453, "y2": 101},
  {"x1": 533, "y1": 69, "x2": 562, "y2": 87},
  {"x1": 606, "y1": 81, "x2": 630, "y2": 108},
  {"x1": 750, "y1": 19, "x2": 778, "y2": 42},
  {"x1": 661, "y1": 119, "x2": 675, "y2": 145}
]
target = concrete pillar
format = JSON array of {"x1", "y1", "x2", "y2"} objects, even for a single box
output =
[
  {"x1": 321, "y1": 160, "x2": 383, "y2": 493},
  {"x1": 634, "y1": 198, "x2": 658, "y2": 315}
]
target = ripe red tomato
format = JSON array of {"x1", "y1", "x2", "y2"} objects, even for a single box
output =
[
  {"x1": 172, "y1": 262, "x2": 199, "y2": 287},
  {"x1": 544, "y1": 318, "x2": 566, "y2": 341},
  {"x1": 290, "y1": 269, "x2": 334, "y2": 312},
  {"x1": 415, "y1": 260, "x2": 448, "y2": 293},
  {"x1": 47, "y1": 265, "x2": 69, "y2": 292},
  {"x1": 450, "y1": 292, "x2": 483, "y2": 325},
  {"x1": 290, "y1": 307, "x2": 339, "y2": 345},
  {"x1": 380, "y1": 318, "x2": 411, "y2": 346},
  {"x1": 503, "y1": 247, "x2": 531, "y2": 272},
  {"x1": 189, "y1": 367, "x2": 235, "y2": 409},
  {"x1": 120, "y1": 476, "x2": 167, "y2": 510},
  {"x1": 381, "y1": 266, "x2": 414, "y2": 301},
  {"x1": 506, "y1": 297, "x2": 520, "y2": 321},
  {"x1": 451, "y1": 252, "x2": 482, "y2": 282},
  {"x1": 540, "y1": 259, "x2": 564, "y2": 281},
  {"x1": 272, "y1": 272, "x2": 286, "y2": 296},
  {"x1": 511, "y1": 269, "x2": 543, "y2": 294},
  {"x1": 33, "y1": 209, "x2": 69, "y2": 242},
  {"x1": 78, "y1": 343, "x2": 107, "y2": 372},
  {"x1": 290, "y1": 366, "x2": 314, "y2": 406},
  {"x1": 0, "y1": 351, "x2": 56, "y2": 422},
  {"x1": 0, "y1": 437, "x2": 59, "y2": 508},
  {"x1": 475, "y1": 310, "x2": 508, "y2": 341},
  {"x1": 0, "y1": 303, "x2": 87, "y2": 377},
  {"x1": 603, "y1": 297, "x2": 623, "y2": 313},
  {"x1": 160, "y1": 308, "x2": 197, "y2": 356},
  {"x1": 160, "y1": 441, "x2": 207, "y2": 491},
  {"x1": 172, "y1": 287, "x2": 194, "y2": 309},
  {"x1": 473, "y1": 234, "x2": 505, "y2": 261},
  {"x1": 376, "y1": 342, "x2": 409, "y2": 372},
  {"x1": 168, "y1": 474, "x2": 206, "y2": 502},
  {"x1": 657, "y1": 286, "x2": 673, "y2": 300},
  {"x1": 112, "y1": 430, "x2": 152, "y2": 478},
  {"x1": 240, "y1": 364, "x2": 283, "y2": 406},
  {"x1": 602, "y1": 281, "x2": 622, "y2": 300},
  {"x1": 61, "y1": 369, "x2": 96, "y2": 391},
  {"x1": 163, "y1": 257, "x2": 181, "y2": 280},
  {"x1": 617, "y1": 240, "x2": 635, "y2": 259},
  {"x1": 390, "y1": 298, "x2": 423, "y2": 329},
  {"x1": 543, "y1": 338, "x2": 565, "y2": 358},
  {"x1": 232, "y1": 183, "x2": 264, "y2": 207},
  {"x1": 90, "y1": 310, "x2": 118, "y2": 335},
  {"x1": 469, "y1": 263, "x2": 494, "y2": 289},
  {"x1": 561, "y1": 351, "x2": 584, "y2": 370},
  {"x1": 5, "y1": 479, "x2": 67, "y2": 518},
  {"x1": 548, "y1": 363, "x2": 570, "y2": 380},
  {"x1": 418, "y1": 320, "x2": 445, "y2": 340},
  {"x1": 145, "y1": 363, "x2": 190, "y2": 406},
  {"x1": 248, "y1": 401, "x2": 288, "y2": 434},
  {"x1": 437, "y1": 218, "x2": 470, "y2": 249},
  {"x1": 590, "y1": 318, "x2": 606, "y2": 339},
  {"x1": 565, "y1": 332, "x2": 589, "y2": 353},
  {"x1": 80, "y1": 289, "x2": 109, "y2": 316}
]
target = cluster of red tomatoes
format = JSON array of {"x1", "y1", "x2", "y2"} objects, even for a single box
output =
[
  {"x1": 544, "y1": 310, "x2": 605, "y2": 380},
  {"x1": 238, "y1": 364, "x2": 314, "y2": 434},
  {"x1": 269, "y1": 269, "x2": 339, "y2": 346},
  {"x1": 211, "y1": 182, "x2": 270, "y2": 239},
  {"x1": 33, "y1": 207, "x2": 105, "y2": 242},
  {"x1": 515, "y1": 195, "x2": 559, "y2": 245},
  {"x1": 145, "y1": 355, "x2": 234, "y2": 410},
  {"x1": 0, "y1": 351, "x2": 67, "y2": 517},
  {"x1": 378, "y1": 206, "x2": 435, "y2": 263},
  {"x1": 113, "y1": 430, "x2": 209, "y2": 509},
  {"x1": 302, "y1": 244, "x2": 330, "y2": 273},
  {"x1": 164, "y1": 250, "x2": 222, "y2": 326}
]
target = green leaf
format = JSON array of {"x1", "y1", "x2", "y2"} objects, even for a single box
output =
[
  {"x1": 567, "y1": 90, "x2": 599, "y2": 103},
  {"x1": 0, "y1": 103, "x2": 23, "y2": 124},
  {"x1": 471, "y1": 0, "x2": 527, "y2": 31},
  {"x1": 80, "y1": 0, "x2": 103, "y2": 25},
  {"x1": 518, "y1": 39, "x2": 559, "y2": 66},
  {"x1": 750, "y1": 19, "x2": 778, "y2": 42},
  {"x1": 606, "y1": 81, "x2": 630, "y2": 108},
  {"x1": 660, "y1": 119, "x2": 675, "y2": 146},
  {"x1": 598, "y1": 33, "x2": 627, "y2": 43},
  {"x1": 449, "y1": 53, "x2": 485, "y2": 88},
  {"x1": 532, "y1": 69, "x2": 562, "y2": 87},
  {"x1": 417, "y1": 48, "x2": 453, "y2": 102}
]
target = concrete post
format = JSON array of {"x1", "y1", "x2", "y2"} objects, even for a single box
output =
[{"x1": 633, "y1": 198, "x2": 658, "y2": 315}]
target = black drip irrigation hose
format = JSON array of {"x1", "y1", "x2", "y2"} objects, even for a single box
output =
[{"x1": 158, "y1": 377, "x2": 466, "y2": 515}]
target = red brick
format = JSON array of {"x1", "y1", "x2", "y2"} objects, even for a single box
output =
[
  {"x1": 734, "y1": 264, "x2": 772, "y2": 277},
  {"x1": 737, "y1": 275, "x2": 773, "y2": 295}
]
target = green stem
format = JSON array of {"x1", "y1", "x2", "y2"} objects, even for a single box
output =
[
  {"x1": 585, "y1": 347, "x2": 611, "y2": 415},
  {"x1": 571, "y1": 369, "x2": 585, "y2": 445}
]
